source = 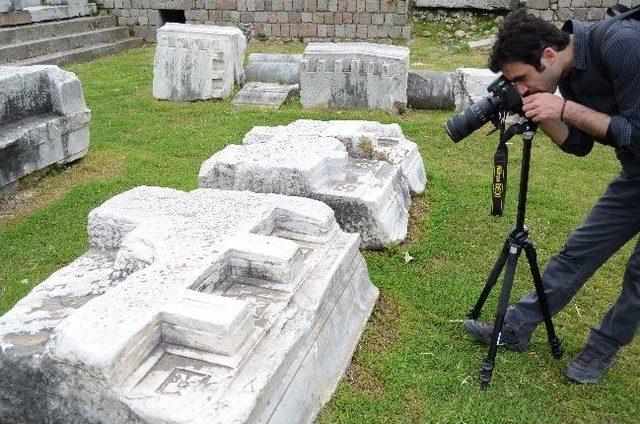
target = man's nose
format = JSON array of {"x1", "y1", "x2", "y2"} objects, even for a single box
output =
[{"x1": 514, "y1": 82, "x2": 528, "y2": 96}]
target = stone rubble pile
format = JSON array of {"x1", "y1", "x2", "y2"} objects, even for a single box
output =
[{"x1": 0, "y1": 186, "x2": 378, "y2": 424}]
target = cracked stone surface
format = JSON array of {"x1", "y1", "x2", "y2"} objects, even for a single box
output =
[
  {"x1": 199, "y1": 134, "x2": 412, "y2": 249},
  {"x1": 0, "y1": 186, "x2": 378, "y2": 424},
  {"x1": 0, "y1": 65, "x2": 90, "y2": 194},
  {"x1": 300, "y1": 42, "x2": 409, "y2": 113},
  {"x1": 243, "y1": 119, "x2": 426, "y2": 195},
  {"x1": 153, "y1": 23, "x2": 246, "y2": 101}
]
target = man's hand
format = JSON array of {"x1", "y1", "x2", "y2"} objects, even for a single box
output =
[{"x1": 522, "y1": 93, "x2": 565, "y2": 123}]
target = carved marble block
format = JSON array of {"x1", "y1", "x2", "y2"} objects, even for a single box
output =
[
  {"x1": 243, "y1": 119, "x2": 427, "y2": 194},
  {"x1": 0, "y1": 65, "x2": 90, "y2": 194},
  {"x1": 0, "y1": 187, "x2": 378, "y2": 424},
  {"x1": 300, "y1": 42, "x2": 409, "y2": 113},
  {"x1": 199, "y1": 136, "x2": 411, "y2": 248},
  {"x1": 152, "y1": 23, "x2": 246, "y2": 101}
]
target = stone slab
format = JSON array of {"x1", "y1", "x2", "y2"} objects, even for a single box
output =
[
  {"x1": 199, "y1": 136, "x2": 412, "y2": 248},
  {"x1": 452, "y1": 67, "x2": 499, "y2": 110},
  {"x1": 232, "y1": 82, "x2": 299, "y2": 108},
  {"x1": 407, "y1": 70, "x2": 455, "y2": 110},
  {"x1": 245, "y1": 53, "x2": 302, "y2": 85},
  {"x1": 300, "y1": 42, "x2": 409, "y2": 113},
  {"x1": 0, "y1": 65, "x2": 90, "y2": 193},
  {"x1": 0, "y1": 186, "x2": 378, "y2": 423},
  {"x1": 153, "y1": 23, "x2": 246, "y2": 101},
  {"x1": 243, "y1": 119, "x2": 427, "y2": 195},
  {"x1": 414, "y1": 0, "x2": 516, "y2": 9}
]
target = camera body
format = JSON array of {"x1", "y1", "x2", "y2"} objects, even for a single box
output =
[{"x1": 445, "y1": 76, "x2": 524, "y2": 143}]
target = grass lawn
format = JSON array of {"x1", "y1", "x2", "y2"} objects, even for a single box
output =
[{"x1": 1, "y1": 28, "x2": 639, "y2": 423}]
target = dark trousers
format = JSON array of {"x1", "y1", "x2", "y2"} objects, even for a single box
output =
[{"x1": 506, "y1": 166, "x2": 640, "y2": 354}]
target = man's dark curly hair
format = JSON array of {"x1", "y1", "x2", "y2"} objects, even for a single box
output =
[{"x1": 489, "y1": 9, "x2": 570, "y2": 73}]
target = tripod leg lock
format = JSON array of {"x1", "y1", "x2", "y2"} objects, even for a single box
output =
[{"x1": 480, "y1": 358, "x2": 495, "y2": 390}]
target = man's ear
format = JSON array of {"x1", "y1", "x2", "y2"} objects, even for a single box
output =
[{"x1": 541, "y1": 47, "x2": 557, "y2": 67}]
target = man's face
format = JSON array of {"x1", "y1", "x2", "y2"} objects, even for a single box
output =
[{"x1": 501, "y1": 61, "x2": 559, "y2": 97}]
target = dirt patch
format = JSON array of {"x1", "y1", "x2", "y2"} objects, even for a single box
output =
[
  {"x1": 344, "y1": 359, "x2": 388, "y2": 398},
  {"x1": 405, "y1": 193, "x2": 431, "y2": 245},
  {"x1": 0, "y1": 150, "x2": 126, "y2": 227}
]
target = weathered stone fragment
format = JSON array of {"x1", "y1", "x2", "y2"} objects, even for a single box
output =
[
  {"x1": 232, "y1": 82, "x2": 299, "y2": 108},
  {"x1": 243, "y1": 119, "x2": 427, "y2": 194},
  {"x1": 245, "y1": 53, "x2": 302, "y2": 85},
  {"x1": 0, "y1": 186, "x2": 378, "y2": 424},
  {"x1": 300, "y1": 42, "x2": 409, "y2": 113},
  {"x1": 407, "y1": 70, "x2": 455, "y2": 110},
  {"x1": 152, "y1": 23, "x2": 246, "y2": 101},
  {"x1": 452, "y1": 67, "x2": 499, "y2": 110},
  {"x1": 199, "y1": 136, "x2": 411, "y2": 248},
  {"x1": 0, "y1": 65, "x2": 90, "y2": 194}
]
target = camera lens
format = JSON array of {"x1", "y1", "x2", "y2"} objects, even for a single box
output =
[{"x1": 445, "y1": 97, "x2": 501, "y2": 143}]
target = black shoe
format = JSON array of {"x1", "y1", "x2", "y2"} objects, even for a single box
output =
[
  {"x1": 565, "y1": 344, "x2": 616, "y2": 384},
  {"x1": 464, "y1": 319, "x2": 531, "y2": 352}
]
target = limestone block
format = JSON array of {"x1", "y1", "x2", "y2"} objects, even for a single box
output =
[
  {"x1": 0, "y1": 65, "x2": 90, "y2": 193},
  {"x1": 245, "y1": 53, "x2": 302, "y2": 84},
  {"x1": 199, "y1": 136, "x2": 411, "y2": 248},
  {"x1": 407, "y1": 70, "x2": 455, "y2": 110},
  {"x1": 232, "y1": 82, "x2": 299, "y2": 108},
  {"x1": 300, "y1": 42, "x2": 409, "y2": 113},
  {"x1": 243, "y1": 119, "x2": 427, "y2": 194},
  {"x1": 414, "y1": 0, "x2": 516, "y2": 9},
  {"x1": 0, "y1": 186, "x2": 378, "y2": 424},
  {"x1": 152, "y1": 23, "x2": 246, "y2": 101},
  {"x1": 452, "y1": 67, "x2": 499, "y2": 110}
]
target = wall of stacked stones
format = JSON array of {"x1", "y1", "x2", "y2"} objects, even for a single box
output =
[
  {"x1": 524, "y1": 0, "x2": 623, "y2": 24},
  {"x1": 98, "y1": 0, "x2": 411, "y2": 41}
]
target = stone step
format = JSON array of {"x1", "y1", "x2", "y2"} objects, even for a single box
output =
[
  {"x1": 0, "y1": 26, "x2": 130, "y2": 63},
  {"x1": 10, "y1": 36, "x2": 144, "y2": 66},
  {"x1": 0, "y1": 4, "x2": 97, "y2": 27},
  {"x1": 0, "y1": 14, "x2": 116, "y2": 45}
]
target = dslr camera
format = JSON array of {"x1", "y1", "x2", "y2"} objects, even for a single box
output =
[{"x1": 445, "y1": 76, "x2": 524, "y2": 143}]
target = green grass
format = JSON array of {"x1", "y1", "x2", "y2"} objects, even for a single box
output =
[{"x1": 1, "y1": 32, "x2": 639, "y2": 423}]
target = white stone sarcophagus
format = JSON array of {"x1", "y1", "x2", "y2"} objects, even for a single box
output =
[
  {"x1": 0, "y1": 186, "x2": 378, "y2": 423},
  {"x1": 0, "y1": 65, "x2": 90, "y2": 194},
  {"x1": 152, "y1": 23, "x2": 246, "y2": 102},
  {"x1": 300, "y1": 42, "x2": 409, "y2": 113},
  {"x1": 243, "y1": 119, "x2": 427, "y2": 195},
  {"x1": 199, "y1": 136, "x2": 411, "y2": 249}
]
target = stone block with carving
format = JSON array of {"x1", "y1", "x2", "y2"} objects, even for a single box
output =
[
  {"x1": 0, "y1": 186, "x2": 378, "y2": 423},
  {"x1": 0, "y1": 65, "x2": 90, "y2": 194},
  {"x1": 199, "y1": 136, "x2": 411, "y2": 248},
  {"x1": 243, "y1": 119, "x2": 426, "y2": 194},
  {"x1": 300, "y1": 42, "x2": 409, "y2": 113},
  {"x1": 152, "y1": 23, "x2": 246, "y2": 101}
]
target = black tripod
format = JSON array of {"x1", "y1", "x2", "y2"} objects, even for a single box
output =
[{"x1": 467, "y1": 120, "x2": 564, "y2": 389}]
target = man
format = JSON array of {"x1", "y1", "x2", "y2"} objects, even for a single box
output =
[{"x1": 464, "y1": 8, "x2": 640, "y2": 384}]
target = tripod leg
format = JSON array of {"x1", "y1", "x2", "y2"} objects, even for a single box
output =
[
  {"x1": 523, "y1": 241, "x2": 564, "y2": 359},
  {"x1": 468, "y1": 238, "x2": 511, "y2": 319},
  {"x1": 480, "y1": 243, "x2": 521, "y2": 390}
]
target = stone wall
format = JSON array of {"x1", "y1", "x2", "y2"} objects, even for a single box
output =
[
  {"x1": 97, "y1": 0, "x2": 411, "y2": 41},
  {"x1": 414, "y1": 0, "x2": 636, "y2": 26},
  {"x1": 524, "y1": 0, "x2": 621, "y2": 24}
]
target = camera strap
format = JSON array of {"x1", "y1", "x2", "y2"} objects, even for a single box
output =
[{"x1": 492, "y1": 141, "x2": 508, "y2": 216}]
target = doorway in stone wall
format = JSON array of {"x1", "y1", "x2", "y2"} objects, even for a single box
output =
[{"x1": 159, "y1": 9, "x2": 186, "y2": 25}]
